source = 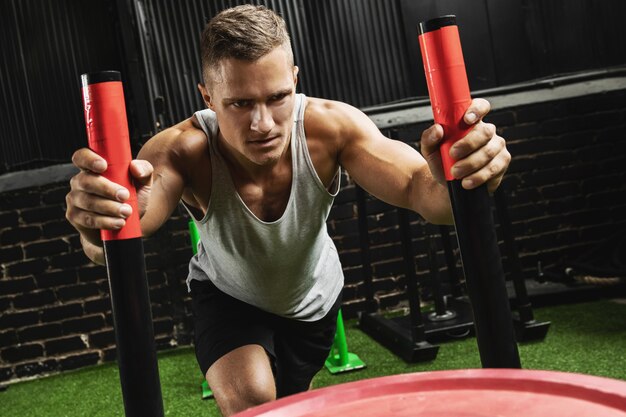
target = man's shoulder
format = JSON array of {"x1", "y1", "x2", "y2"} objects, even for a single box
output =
[
  {"x1": 304, "y1": 97, "x2": 355, "y2": 120},
  {"x1": 158, "y1": 116, "x2": 206, "y2": 145},
  {"x1": 141, "y1": 116, "x2": 208, "y2": 163},
  {"x1": 303, "y1": 97, "x2": 371, "y2": 141}
]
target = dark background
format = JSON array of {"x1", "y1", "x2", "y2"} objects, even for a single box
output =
[
  {"x1": 1, "y1": 0, "x2": 625, "y2": 173},
  {"x1": 1, "y1": 0, "x2": 625, "y2": 383}
]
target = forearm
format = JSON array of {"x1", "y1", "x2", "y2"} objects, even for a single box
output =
[{"x1": 408, "y1": 173, "x2": 453, "y2": 225}]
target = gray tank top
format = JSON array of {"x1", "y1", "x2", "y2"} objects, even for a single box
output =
[{"x1": 184, "y1": 94, "x2": 344, "y2": 321}]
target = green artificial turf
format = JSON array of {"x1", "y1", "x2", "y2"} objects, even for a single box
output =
[{"x1": 1, "y1": 299, "x2": 625, "y2": 417}]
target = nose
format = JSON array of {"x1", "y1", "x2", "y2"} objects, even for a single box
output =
[{"x1": 250, "y1": 104, "x2": 275, "y2": 135}]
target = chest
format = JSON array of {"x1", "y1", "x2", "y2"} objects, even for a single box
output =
[
  {"x1": 184, "y1": 152, "x2": 293, "y2": 223},
  {"x1": 184, "y1": 136, "x2": 337, "y2": 222},
  {"x1": 236, "y1": 175, "x2": 293, "y2": 222}
]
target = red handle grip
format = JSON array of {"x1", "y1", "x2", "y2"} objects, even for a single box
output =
[
  {"x1": 418, "y1": 16, "x2": 472, "y2": 181},
  {"x1": 80, "y1": 71, "x2": 142, "y2": 241}
]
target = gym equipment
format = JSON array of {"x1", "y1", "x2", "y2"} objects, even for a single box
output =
[
  {"x1": 324, "y1": 309, "x2": 366, "y2": 374},
  {"x1": 232, "y1": 369, "x2": 626, "y2": 417},
  {"x1": 358, "y1": 200, "x2": 475, "y2": 361},
  {"x1": 188, "y1": 220, "x2": 214, "y2": 400},
  {"x1": 418, "y1": 15, "x2": 520, "y2": 368},
  {"x1": 80, "y1": 70, "x2": 164, "y2": 417},
  {"x1": 361, "y1": 16, "x2": 523, "y2": 368}
]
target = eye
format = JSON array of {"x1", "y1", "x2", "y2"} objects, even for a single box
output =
[
  {"x1": 232, "y1": 100, "x2": 251, "y2": 108},
  {"x1": 270, "y1": 93, "x2": 288, "y2": 102}
]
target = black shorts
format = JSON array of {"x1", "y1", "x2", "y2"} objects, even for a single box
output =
[{"x1": 190, "y1": 279, "x2": 341, "y2": 398}]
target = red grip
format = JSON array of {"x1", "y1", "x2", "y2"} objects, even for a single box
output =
[
  {"x1": 418, "y1": 21, "x2": 472, "y2": 181},
  {"x1": 81, "y1": 75, "x2": 142, "y2": 241}
]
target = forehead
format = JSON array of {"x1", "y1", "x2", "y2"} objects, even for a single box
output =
[{"x1": 208, "y1": 47, "x2": 294, "y2": 96}]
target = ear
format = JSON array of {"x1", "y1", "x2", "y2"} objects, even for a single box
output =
[
  {"x1": 197, "y1": 83, "x2": 214, "y2": 110},
  {"x1": 293, "y1": 66, "x2": 299, "y2": 87}
]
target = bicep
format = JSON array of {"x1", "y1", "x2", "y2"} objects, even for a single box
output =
[{"x1": 338, "y1": 111, "x2": 430, "y2": 210}]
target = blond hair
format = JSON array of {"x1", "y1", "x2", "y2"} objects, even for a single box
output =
[{"x1": 200, "y1": 5, "x2": 293, "y2": 85}]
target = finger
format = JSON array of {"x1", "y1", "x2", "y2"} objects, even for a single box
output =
[
  {"x1": 458, "y1": 148, "x2": 510, "y2": 190},
  {"x1": 66, "y1": 204, "x2": 126, "y2": 231},
  {"x1": 464, "y1": 98, "x2": 491, "y2": 124},
  {"x1": 70, "y1": 171, "x2": 130, "y2": 202},
  {"x1": 449, "y1": 122, "x2": 496, "y2": 160},
  {"x1": 67, "y1": 189, "x2": 133, "y2": 219},
  {"x1": 420, "y1": 124, "x2": 444, "y2": 159},
  {"x1": 451, "y1": 134, "x2": 505, "y2": 179},
  {"x1": 72, "y1": 148, "x2": 108, "y2": 173}
]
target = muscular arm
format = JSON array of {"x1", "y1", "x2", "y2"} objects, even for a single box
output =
[
  {"x1": 306, "y1": 99, "x2": 453, "y2": 224},
  {"x1": 136, "y1": 130, "x2": 188, "y2": 236},
  {"x1": 306, "y1": 98, "x2": 510, "y2": 225},
  {"x1": 66, "y1": 118, "x2": 207, "y2": 264}
]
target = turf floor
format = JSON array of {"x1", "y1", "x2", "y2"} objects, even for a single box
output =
[{"x1": 1, "y1": 298, "x2": 625, "y2": 416}]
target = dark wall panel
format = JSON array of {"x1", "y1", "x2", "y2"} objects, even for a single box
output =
[
  {"x1": 0, "y1": 0, "x2": 124, "y2": 174},
  {"x1": 143, "y1": 0, "x2": 414, "y2": 125},
  {"x1": 522, "y1": 0, "x2": 626, "y2": 79},
  {"x1": 2, "y1": 0, "x2": 626, "y2": 174},
  {"x1": 486, "y1": 0, "x2": 534, "y2": 85}
]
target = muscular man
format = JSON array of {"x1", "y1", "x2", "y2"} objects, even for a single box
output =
[{"x1": 66, "y1": 5, "x2": 510, "y2": 416}]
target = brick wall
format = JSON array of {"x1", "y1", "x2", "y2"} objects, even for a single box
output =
[{"x1": 1, "y1": 88, "x2": 625, "y2": 384}]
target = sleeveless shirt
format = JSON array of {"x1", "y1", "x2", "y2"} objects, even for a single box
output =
[{"x1": 184, "y1": 94, "x2": 344, "y2": 321}]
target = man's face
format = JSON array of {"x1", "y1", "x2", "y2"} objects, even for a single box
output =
[{"x1": 199, "y1": 46, "x2": 299, "y2": 168}]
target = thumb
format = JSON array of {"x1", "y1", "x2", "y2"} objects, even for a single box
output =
[
  {"x1": 129, "y1": 160, "x2": 153, "y2": 218},
  {"x1": 420, "y1": 124, "x2": 444, "y2": 160},
  {"x1": 420, "y1": 124, "x2": 447, "y2": 185},
  {"x1": 129, "y1": 159, "x2": 154, "y2": 188}
]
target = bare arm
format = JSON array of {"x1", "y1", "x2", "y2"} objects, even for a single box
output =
[
  {"x1": 308, "y1": 98, "x2": 510, "y2": 225},
  {"x1": 333, "y1": 102, "x2": 453, "y2": 224},
  {"x1": 66, "y1": 121, "x2": 204, "y2": 264},
  {"x1": 135, "y1": 129, "x2": 193, "y2": 235}
]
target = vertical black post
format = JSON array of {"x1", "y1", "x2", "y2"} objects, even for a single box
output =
[
  {"x1": 448, "y1": 184, "x2": 521, "y2": 367},
  {"x1": 418, "y1": 16, "x2": 521, "y2": 368},
  {"x1": 397, "y1": 208, "x2": 428, "y2": 342},
  {"x1": 81, "y1": 71, "x2": 165, "y2": 416},
  {"x1": 494, "y1": 188, "x2": 551, "y2": 340},
  {"x1": 424, "y1": 225, "x2": 456, "y2": 321},
  {"x1": 494, "y1": 188, "x2": 533, "y2": 322},
  {"x1": 438, "y1": 225, "x2": 464, "y2": 298},
  {"x1": 356, "y1": 185, "x2": 377, "y2": 313},
  {"x1": 103, "y1": 239, "x2": 164, "y2": 416}
]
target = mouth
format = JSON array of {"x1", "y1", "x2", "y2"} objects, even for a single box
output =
[{"x1": 248, "y1": 135, "x2": 280, "y2": 146}]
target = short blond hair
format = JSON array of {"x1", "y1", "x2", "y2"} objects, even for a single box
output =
[{"x1": 200, "y1": 5, "x2": 293, "y2": 85}]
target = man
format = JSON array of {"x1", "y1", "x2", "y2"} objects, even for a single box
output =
[{"x1": 66, "y1": 4, "x2": 510, "y2": 416}]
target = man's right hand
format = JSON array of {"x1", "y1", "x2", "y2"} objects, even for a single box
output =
[{"x1": 65, "y1": 148, "x2": 154, "y2": 264}]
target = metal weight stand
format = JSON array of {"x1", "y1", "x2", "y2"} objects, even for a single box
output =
[
  {"x1": 357, "y1": 199, "x2": 439, "y2": 362},
  {"x1": 358, "y1": 207, "x2": 475, "y2": 361},
  {"x1": 358, "y1": 131, "x2": 473, "y2": 362},
  {"x1": 421, "y1": 223, "x2": 474, "y2": 342}
]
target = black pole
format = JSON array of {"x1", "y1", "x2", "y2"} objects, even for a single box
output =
[
  {"x1": 494, "y1": 188, "x2": 534, "y2": 323},
  {"x1": 397, "y1": 208, "x2": 428, "y2": 342},
  {"x1": 448, "y1": 183, "x2": 521, "y2": 367},
  {"x1": 80, "y1": 71, "x2": 165, "y2": 416},
  {"x1": 356, "y1": 185, "x2": 377, "y2": 313},
  {"x1": 418, "y1": 16, "x2": 521, "y2": 368},
  {"x1": 438, "y1": 225, "x2": 464, "y2": 298},
  {"x1": 424, "y1": 225, "x2": 456, "y2": 321},
  {"x1": 104, "y1": 239, "x2": 164, "y2": 416}
]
